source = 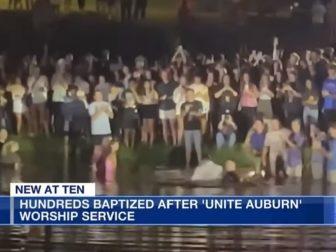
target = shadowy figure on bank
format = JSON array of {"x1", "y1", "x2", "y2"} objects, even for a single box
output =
[
  {"x1": 120, "y1": 0, "x2": 133, "y2": 21},
  {"x1": 78, "y1": 0, "x2": 85, "y2": 11},
  {"x1": 134, "y1": 0, "x2": 147, "y2": 20}
]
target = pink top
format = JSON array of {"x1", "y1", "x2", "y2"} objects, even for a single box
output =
[
  {"x1": 240, "y1": 86, "x2": 258, "y2": 108},
  {"x1": 105, "y1": 157, "x2": 117, "y2": 183}
]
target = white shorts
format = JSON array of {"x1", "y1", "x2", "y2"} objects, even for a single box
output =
[
  {"x1": 159, "y1": 109, "x2": 176, "y2": 120},
  {"x1": 13, "y1": 99, "x2": 24, "y2": 114}
]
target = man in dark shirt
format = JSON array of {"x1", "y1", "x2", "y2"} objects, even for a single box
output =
[
  {"x1": 311, "y1": 49, "x2": 328, "y2": 89},
  {"x1": 62, "y1": 86, "x2": 90, "y2": 158},
  {"x1": 156, "y1": 70, "x2": 178, "y2": 145},
  {"x1": 181, "y1": 89, "x2": 203, "y2": 169}
]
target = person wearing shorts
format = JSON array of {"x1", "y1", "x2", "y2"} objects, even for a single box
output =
[
  {"x1": 6, "y1": 77, "x2": 26, "y2": 135},
  {"x1": 89, "y1": 90, "x2": 113, "y2": 170},
  {"x1": 156, "y1": 70, "x2": 178, "y2": 145}
]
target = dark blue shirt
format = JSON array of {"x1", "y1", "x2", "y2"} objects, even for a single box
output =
[
  {"x1": 250, "y1": 132, "x2": 265, "y2": 153},
  {"x1": 322, "y1": 79, "x2": 336, "y2": 110}
]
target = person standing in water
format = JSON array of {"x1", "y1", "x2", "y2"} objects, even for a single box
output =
[{"x1": 96, "y1": 139, "x2": 119, "y2": 183}]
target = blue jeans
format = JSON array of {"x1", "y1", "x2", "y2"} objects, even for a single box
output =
[
  {"x1": 184, "y1": 130, "x2": 202, "y2": 165},
  {"x1": 303, "y1": 106, "x2": 319, "y2": 126},
  {"x1": 216, "y1": 132, "x2": 236, "y2": 149}
]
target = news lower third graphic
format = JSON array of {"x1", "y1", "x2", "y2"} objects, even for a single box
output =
[{"x1": 0, "y1": 183, "x2": 335, "y2": 225}]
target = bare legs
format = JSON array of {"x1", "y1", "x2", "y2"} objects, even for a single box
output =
[
  {"x1": 141, "y1": 118, "x2": 155, "y2": 146},
  {"x1": 15, "y1": 113, "x2": 22, "y2": 135},
  {"x1": 124, "y1": 129, "x2": 136, "y2": 148}
]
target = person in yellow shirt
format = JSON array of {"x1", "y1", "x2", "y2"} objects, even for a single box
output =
[{"x1": 189, "y1": 74, "x2": 210, "y2": 134}]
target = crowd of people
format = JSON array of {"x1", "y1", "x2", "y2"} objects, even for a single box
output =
[{"x1": 1, "y1": 37, "x2": 336, "y2": 184}]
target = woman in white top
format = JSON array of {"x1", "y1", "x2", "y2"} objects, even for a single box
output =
[
  {"x1": 173, "y1": 75, "x2": 187, "y2": 145},
  {"x1": 6, "y1": 77, "x2": 26, "y2": 134},
  {"x1": 257, "y1": 74, "x2": 274, "y2": 127}
]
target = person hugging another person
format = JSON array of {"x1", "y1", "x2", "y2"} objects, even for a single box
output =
[
  {"x1": 215, "y1": 112, "x2": 237, "y2": 149},
  {"x1": 285, "y1": 119, "x2": 306, "y2": 179},
  {"x1": 180, "y1": 88, "x2": 203, "y2": 169}
]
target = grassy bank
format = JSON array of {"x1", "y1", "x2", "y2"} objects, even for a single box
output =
[{"x1": 11, "y1": 136, "x2": 256, "y2": 182}]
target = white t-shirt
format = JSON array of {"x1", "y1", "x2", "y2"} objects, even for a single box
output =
[
  {"x1": 89, "y1": 101, "x2": 112, "y2": 136},
  {"x1": 312, "y1": 3, "x2": 326, "y2": 24},
  {"x1": 173, "y1": 86, "x2": 185, "y2": 116},
  {"x1": 28, "y1": 75, "x2": 49, "y2": 104}
]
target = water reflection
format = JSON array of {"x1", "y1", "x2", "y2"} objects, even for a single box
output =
[{"x1": 1, "y1": 160, "x2": 336, "y2": 251}]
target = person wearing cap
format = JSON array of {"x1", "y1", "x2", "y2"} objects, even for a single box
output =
[
  {"x1": 322, "y1": 63, "x2": 336, "y2": 128},
  {"x1": 216, "y1": 112, "x2": 237, "y2": 149}
]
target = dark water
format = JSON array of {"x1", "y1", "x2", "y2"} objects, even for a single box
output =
[{"x1": 1, "y1": 167, "x2": 336, "y2": 251}]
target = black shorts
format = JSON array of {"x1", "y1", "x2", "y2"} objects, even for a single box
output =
[{"x1": 91, "y1": 134, "x2": 111, "y2": 145}]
